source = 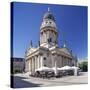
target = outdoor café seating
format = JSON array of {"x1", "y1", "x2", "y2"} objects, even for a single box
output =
[{"x1": 29, "y1": 66, "x2": 80, "y2": 78}]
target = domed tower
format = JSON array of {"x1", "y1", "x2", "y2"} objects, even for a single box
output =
[{"x1": 40, "y1": 8, "x2": 58, "y2": 48}]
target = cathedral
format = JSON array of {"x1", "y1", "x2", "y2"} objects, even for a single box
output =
[{"x1": 25, "y1": 8, "x2": 77, "y2": 74}]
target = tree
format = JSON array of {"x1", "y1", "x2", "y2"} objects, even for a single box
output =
[{"x1": 79, "y1": 61, "x2": 88, "y2": 72}]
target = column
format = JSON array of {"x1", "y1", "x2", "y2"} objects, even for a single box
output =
[
  {"x1": 62, "y1": 56, "x2": 64, "y2": 67},
  {"x1": 61, "y1": 56, "x2": 63, "y2": 67},
  {"x1": 25, "y1": 60, "x2": 27, "y2": 72},
  {"x1": 64, "y1": 57, "x2": 67, "y2": 66},
  {"x1": 39, "y1": 55, "x2": 41, "y2": 68},
  {"x1": 40, "y1": 55, "x2": 43, "y2": 68},
  {"x1": 67, "y1": 58, "x2": 68, "y2": 65},
  {"x1": 40, "y1": 33, "x2": 42, "y2": 44},
  {"x1": 33, "y1": 57, "x2": 35, "y2": 73},
  {"x1": 30, "y1": 59, "x2": 31, "y2": 72},
  {"x1": 42, "y1": 32, "x2": 44, "y2": 43},
  {"x1": 52, "y1": 54, "x2": 55, "y2": 67},
  {"x1": 68, "y1": 58, "x2": 70, "y2": 66},
  {"x1": 32, "y1": 57, "x2": 35, "y2": 73},
  {"x1": 28, "y1": 59, "x2": 30, "y2": 72},
  {"x1": 64, "y1": 57, "x2": 65, "y2": 66},
  {"x1": 45, "y1": 32, "x2": 47, "y2": 42},
  {"x1": 54, "y1": 54, "x2": 58, "y2": 75},
  {"x1": 59, "y1": 55, "x2": 62, "y2": 68},
  {"x1": 31, "y1": 58, "x2": 32, "y2": 72},
  {"x1": 35, "y1": 56, "x2": 36, "y2": 70},
  {"x1": 28, "y1": 60, "x2": 29, "y2": 72},
  {"x1": 43, "y1": 32, "x2": 45, "y2": 42},
  {"x1": 31, "y1": 57, "x2": 34, "y2": 74},
  {"x1": 29, "y1": 58, "x2": 32, "y2": 74},
  {"x1": 37, "y1": 55, "x2": 40, "y2": 68},
  {"x1": 65, "y1": 57, "x2": 68, "y2": 65},
  {"x1": 36, "y1": 55, "x2": 38, "y2": 69},
  {"x1": 70, "y1": 59, "x2": 72, "y2": 66}
]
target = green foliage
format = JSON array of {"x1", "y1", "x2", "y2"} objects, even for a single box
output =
[{"x1": 79, "y1": 61, "x2": 88, "y2": 72}]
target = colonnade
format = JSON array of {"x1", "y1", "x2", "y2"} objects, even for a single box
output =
[
  {"x1": 52, "y1": 54, "x2": 72, "y2": 68},
  {"x1": 26, "y1": 53, "x2": 72, "y2": 74},
  {"x1": 27, "y1": 54, "x2": 43, "y2": 73}
]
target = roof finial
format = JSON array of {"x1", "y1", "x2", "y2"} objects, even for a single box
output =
[
  {"x1": 48, "y1": 7, "x2": 50, "y2": 12},
  {"x1": 30, "y1": 40, "x2": 33, "y2": 48},
  {"x1": 63, "y1": 41, "x2": 67, "y2": 48},
  {"x1": 38, "y1": 40, "x2": 40, "y2": 47}
]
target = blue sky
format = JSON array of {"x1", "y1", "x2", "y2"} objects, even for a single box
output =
[{"x1": 12, "y1": 2, "x2": 88, "y2": 60}]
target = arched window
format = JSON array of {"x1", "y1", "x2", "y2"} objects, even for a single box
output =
[
  {"x1": 47, "y1": 38, "x2": 52, "y2": 43},
  {"x1": 44, "y1": 65, "x2": 46, "y2": 67},
  {"x1": 43, "y1": 57, "x2": 46, "y2": 60},
  {"x1": 41, "y1": 32, "x2": 43, "y2": 35},
  {"x1": 49, "y1": 38, "x2": 52, "y2": 42},
  {"x1": 49, "y1": 21, "x2": 52, "y2": 24}
]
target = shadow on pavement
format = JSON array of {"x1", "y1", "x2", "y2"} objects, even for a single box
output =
[
  {"x1": 11, "y1": 75, "x2": 42, "y2": 88},
  {"x1": 78, "y1": 72, "x2": 88, "y2": 76}
]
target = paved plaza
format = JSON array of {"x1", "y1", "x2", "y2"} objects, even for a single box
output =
[{"x1": 12, "y1": 72, "x2": 88, "y2": 88}]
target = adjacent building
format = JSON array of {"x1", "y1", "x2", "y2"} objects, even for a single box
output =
[{"x1": 12, "y1": 57, "x2": 25, "y2": 73}]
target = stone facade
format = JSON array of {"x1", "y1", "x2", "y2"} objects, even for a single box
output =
[{"x1": 25, "y1": 8, "x2": 77, "y2": 74}]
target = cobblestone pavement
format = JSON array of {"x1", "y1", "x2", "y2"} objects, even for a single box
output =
[{"x1": 12, "y1": 72, "x2": 88, "y2": 88}]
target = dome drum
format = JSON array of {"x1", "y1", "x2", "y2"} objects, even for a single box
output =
[
  {"x1": 40, "y1": 19, "x2": 57, "y2": 29},
  {"x1": 40, "y1": 27, "x2": 57, "y2": 33}
]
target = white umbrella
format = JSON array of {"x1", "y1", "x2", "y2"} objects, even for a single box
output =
[
  {"x1": 58, "y1": 66, "x2": 72, "y2": 70},
  {"x1": 35, "y1": 66, "x2": 53, "y2": 71},
  {"x1": 71, "y1": 66, "x2": 79, "y2": 70},
  {"x1": 52, "y1": 67, "x2": 58, "y2": 70}
]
